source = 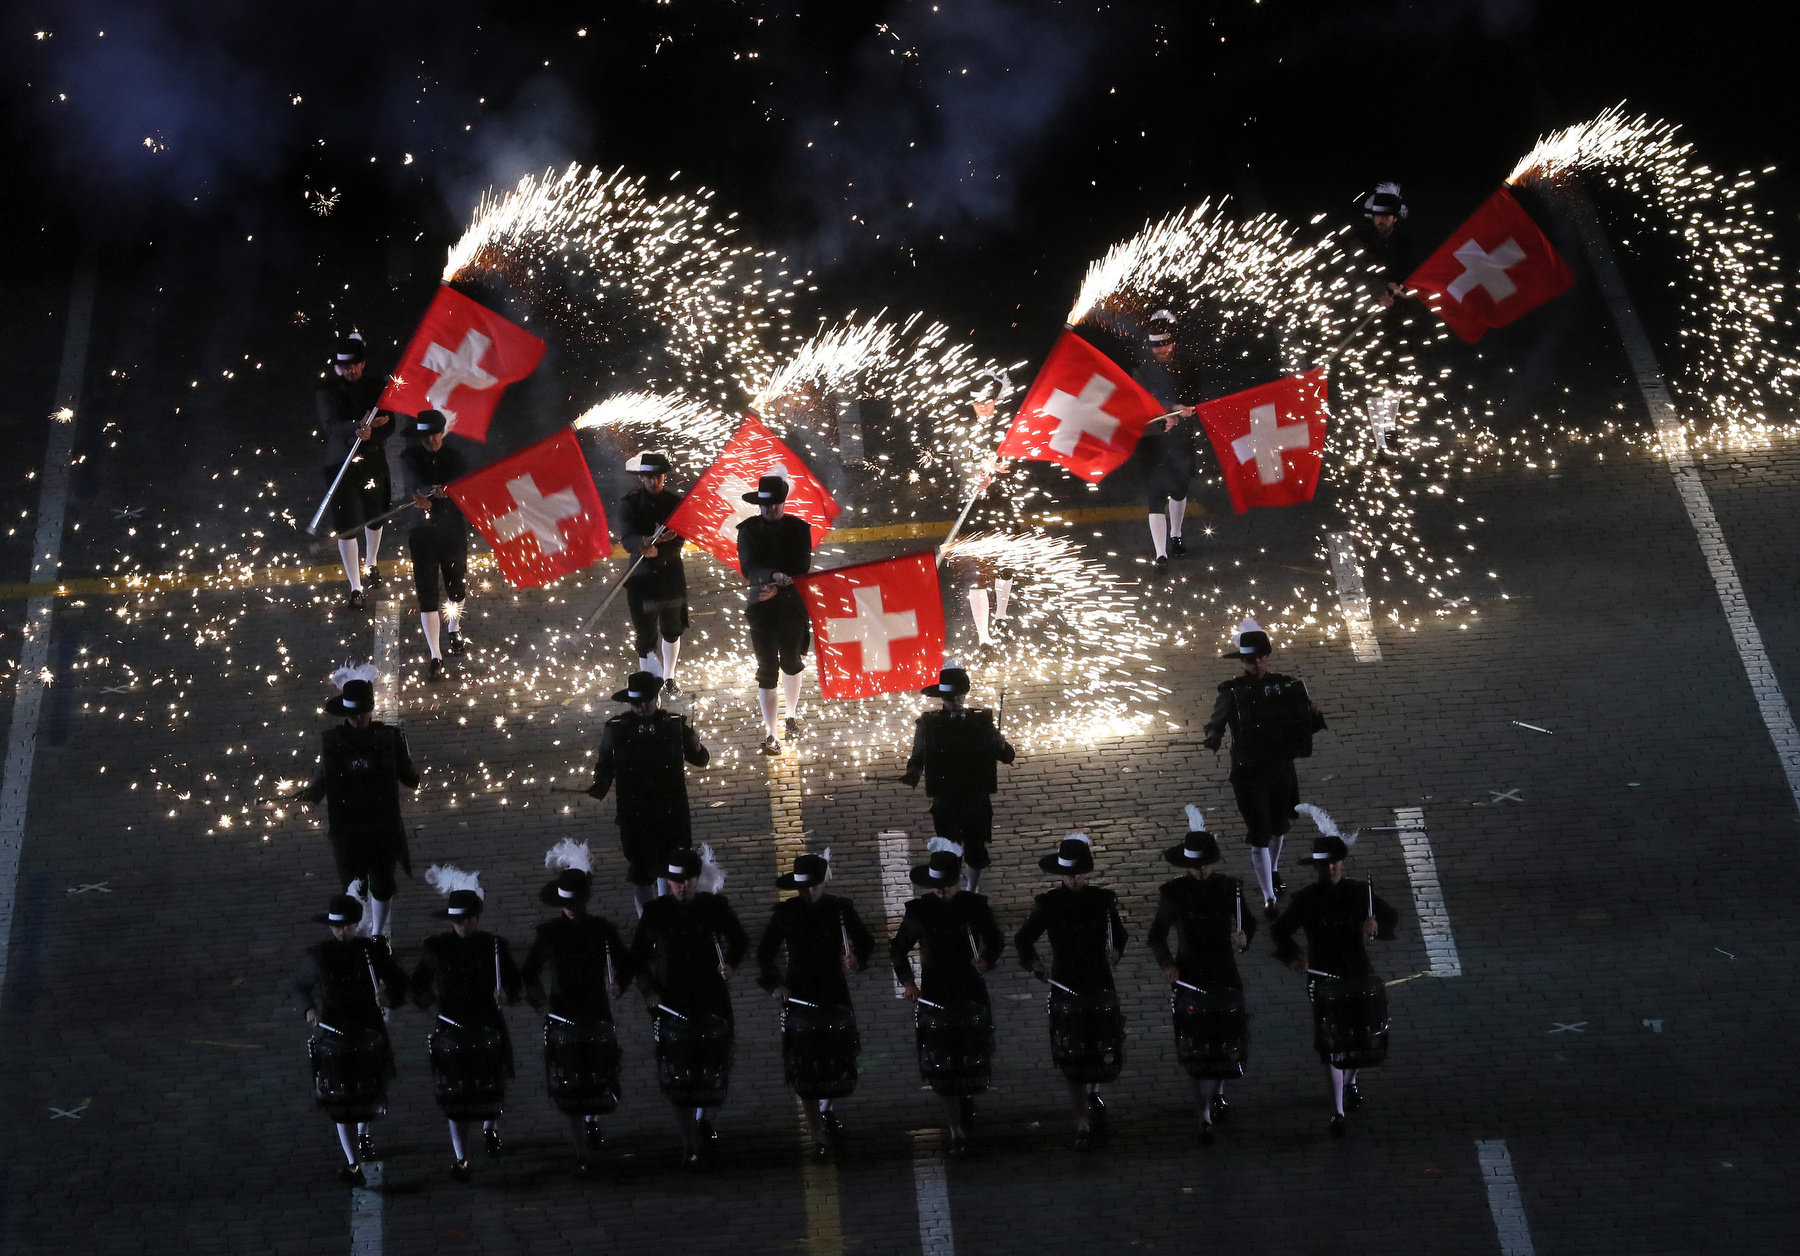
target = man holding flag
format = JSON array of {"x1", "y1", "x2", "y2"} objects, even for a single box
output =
[
  {"x1": 618, "y1": 450, "x2": 690, "y2": 696},
  {"x1": 737, "y1": 475, "x2": 815, "y2": 755},
  {"x1": 1131, "y1": 310, "x2": 1201, "y2": 570}
]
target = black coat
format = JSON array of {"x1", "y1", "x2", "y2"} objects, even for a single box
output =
[
  {"x1": 589, "y1": 710, "x2": 708, "y2": 827},
  {"x1": 298, "y1": 723, "x2": 419, "y2": 867},
  {"x1": 1146, "y1": 873, "x2": 1257, "y2": 991},
  {"x1": 401, "y1": 443, "x2": 469, "y2": 546},
  {"x1": 293, "y1": 936, "x2": 408, "y2": 1036},
  {"x1": 890, "y1": 892, "x2": 1005, "y2": 1008},
  {"x1": 1203, "y1": 672, "x2": 1327, "y2": 769},
  {"x1": 1013, "y1": 884, "x2": 1128, "y2": 995},
  {"x1": 756, "y1": 894, "x2": 876, "y2": 1006},
  {"x1": 315, "y1": 372, "x2": 395, "y2": 473},
  {"x1": 1351, "y1": 219, "x2": 1422, "y2": 297},
  {"x1": 521, "y1": 912, "x2": 634, "y2": 1022},
  {"x1": 621, "y1": 487, "x2": 688, "y2": 601},
  {"x1": 1270, "y1": 876, "x2": 1399, "y2": 980},
  {"x1": 903, "y1": 708, "x2": 1014, "y2": 797},
  {"x1": 736, "y1": 513, "x2": 813, "y2": 608},
  {"x1": 411, "y1": 929, "x2": 524, "y2": 1075},
  {"x1": 1130, "y1": 358, "x2": 1199, "y2": 478},
  {"x1": 630, "y1": 893, "x2": 750, "y2": 1022}
]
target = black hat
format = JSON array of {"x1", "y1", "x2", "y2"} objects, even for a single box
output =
[
  {"x1": 1147, "y1": 309, "x2": 1178, "y2": 345},
  {"x1": 1039, "y1": 834, "x2": 1095, "y2": 876},
  {"x1": 1310, "y1": 835, "x2": 1350, "y2": 864},
  {"x1": 326, "y1": 678, "x2": 376, "y2": 716},
  {"x1": 921, "y1": 662, "x2": 971, "y2": 698},
  {"x1": 742, "y1": 474, "x2": 790, "y2": 505},
  {"x1": 409, "y1": 410, "x2": 448, "y2": 437},
  {"x1": 777, "y1": 853, "x2": 830, "y2": 891},
  {"x1": 626, "y1": 450, "x2": 672, "y2": 475},
  {"x1": 1363, "y1": 182, "x2": 1408, "y2": 219},
  {"x1": 910, "y1": 847, "x2": 964, "y2": 888},
  {"x1": 539, "y1": 868, "x2": 592, "y2": 907},
  {"x1": 1222, "y1": 617, "x2": 1272, "y2": 659},
  {"x1": 333, "y1": 332, "x2": 367, "y2": 365},
  {"x1": 665, "y1": 848, "x2": 704, "y2": 881},
  {"x1": 435, "y1": 888, "x2": 485, "y2": 919},
  {"x1": 610, "y1": 670, "x2": 663, "y2": 703},
  {"x1": 313, "y1": 894, "x2": 365, "y2": 926}
]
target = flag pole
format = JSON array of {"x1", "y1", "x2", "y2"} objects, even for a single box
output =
[
  {"x1": 1315, "y1": 306, "x2": 1386, "y2": 371},
  {"x1": 305, "y1": 409, "x2": 377, "y2": 537},
  {"x1": 328, "y1": 496, "x2": 417, "y2": 540},
  {"x1": 581, "y1": 525, "x2": 666, "y2": 634},
  {"x1": 938, "y1": 465, "x2": 1000, "y2": 565}
]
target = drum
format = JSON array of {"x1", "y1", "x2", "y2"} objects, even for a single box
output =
[
  {"x1": 915, "y1": 1000, "x2": 994, "y2": 1097},
  {"x1": 782, "y1": 1002, "x2": 860, "y2": 1100},
  {"x1": 1173, "y1": 986, "x2": 1249, "y2": 1080},
  {"x1": 1048, "y1": 991, "x2": 1125, "y2": 1084},
  {"x1": 428, "y1": 1020, "x2": 508, "y2": 1120},
  {"x1": 1308, "y1": 974, "x2": 1389, "y2": 1069},
  {"x1": 544, "y1": 1016, "x2": 622, "y2": 1116},
  {"x1": 310, "y1": 1025, "x2": 390, "y2": 1121},
  {"x1": 653, "y1": 1009, "x2": 733, "y2": 1106}
]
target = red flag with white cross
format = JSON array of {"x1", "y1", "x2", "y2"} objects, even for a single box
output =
[
  {"x1": 795, "y1": 552, "x2": 945, "y2": 700},
  {"x1": 448, "y1": 428, "x2": 610, "y2": 588},
  {"x1": 1195, "y1": 370, "x2": 1329, "y2": 513},
  {"x1": 1406, "y1": 187, "x2": 1575, "y2": 343},
  {"x1": 379, "y1": 285, "x2": 547, "y2": 442},
  {"x1": 665, "y1": 413, "x2": 842, "y2": 573},
  {"x1": 996, "y1": 328, "x2": 1166, "y2": 483}
]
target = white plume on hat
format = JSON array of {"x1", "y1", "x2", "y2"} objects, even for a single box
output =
[
  {"x1": 926, "y1": 836, "x2": 964, "y2": 857},
  {"x1": 1296, "y1": 803, "x2": 1358, "y2": 846},
  {"x1": 1063, "y1": 832, "x2": 1093, "y2": 846},
  {"x1": 1184, "y1": 805, "x2": 1205, "y2": 832},
  {"x1": 1150, "y1": 309, "x2": 1176, "y2": 323},
  {"x1": 1237, "y1": 617, "x2": 1263, "y2": 636},
  {"x1": 819, "y1": 846, "x2": 834, "y2": 881},
  {"x1": 330, "y1": 662, "x2": 379, "y2": 691},
  {"x1": 345, "y1": 879, "x2": 375, "y2": 938},
  {"x1": 696, "y1": 843, "x2": 726, "y2": 895},
  {"x1": 425, "y1": 863, "x2": 485, "y2": 899},
  {"x1": 544, "y1": 839, "x2": 592, "y2": 874},
  {"x1": 1363, "y1": 182, "x2": 1409, "y2": 218}
]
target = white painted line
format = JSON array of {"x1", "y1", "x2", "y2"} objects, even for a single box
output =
[
  {"x1": 879, "y1": 830, "x2": 913, "y2": 997},
  {"x1": 0, "y1": 255, "x2": 95, "y2": 999},
  {"x1": 350, "y1": 1159, "x2": 383, "y2": 1256},
  {"x1": 1566, "y1": 187, "x2": 1800, "y2": 816},
  {"x1": 373, "y1": 599, "x2": 400, "y2": 723},
  {"x1": 1394, "y1": 807, "x2": 1462, "y2": 978},
  {"x1": 912, "y1": 1129, "x2": 954, "y2": 1256},
  {"x1": 1475, "y1": 1139, "x2": 1536, "y2": 1256},
  {"x1": 1326, "y1": 532, "x2": 1382, "y2": 661}
]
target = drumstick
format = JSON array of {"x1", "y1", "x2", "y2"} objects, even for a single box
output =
[
  {"x1": 1305, "y1": 969, "x2": 1340, "y2": 980},
  {"x1": 363, "y1": 950, "x2": 389, "y2": 1022},
  {"x1": 547, "y1": 1012, "x2": 576, "y2": 1025},
  {"x1": 1235, "y1": 888, "x2": 1242, "y2": 935},
  {"x1": 915, "y1": 997, "x2": 946, "y2": 1010},
  {"x1": 1367, "y1": 878, "x2": 1374, "y2": 921},
  {"x1": 438, "y1": 1014, "x2": 465, "y2": 1028},
  {"x1": 1047, "y1": 978, "x2": 1077, "y2": 996},
  {"x1": 1174, "y1": 980, "x2": 1207, "y2": 994},
  {"x1": 605, "y1": 943, "x2": 617, "y2": 993},
  {"x1": 785, "y1": 997, "x2": 821, "y2": 1008},
  {"x1": 656, "y1": 1004, "x2": 689, "y2": 1021},
  {"x1": 494, "y1": 939, "x2": 503, "y2": 992},
  {"x1": 317, "y1": 1021, "x2": 345, "y2": 1036}
]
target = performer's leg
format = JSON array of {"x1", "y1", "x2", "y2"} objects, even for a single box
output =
[
  {"x1": 660, "y1": 633, "x2": 681, "y2": 686},
  {"x1": 411, "y1": 532, "x2": 442, "y2": 664},
  {"x1": 781, "y1": 670, "x2": 802, "y2": 729},
  {"x1": 672, "y1": 1102, "x2": 697, "y2": 1154},
  {"x1": 757, "y1": 689, "x2": 780, "y2": 739},
  {"x1": 363, "y1": 526, "x2": 383, "y2": 574},
  {"x1": 337, "y1": 538, "x2": 364, "y2": 592},
  {"x1": 1167, "y1": 497, "x2": 1187, "y2": 539},
  {"x1": 443, "y1": 599, "x2": 462, "y2": 638},
  {"x1": 632, "y1": 882, "x2": 659, "y2": 917},
  {"x1": 565, "y1": 1113, "x2": 589, "y2": 1151},
  {"x1": 442, "y1": 558, "x2": 467, "y2": 650},
  {"x1": 420, "y1": 611, "x2": 442, "y2": 659},
  {"x1": 1248, "y1": 844, "x2": 1275, "y2": 904},
  {"x1": 366, "y1": 863, "x2": 395, "y2": 940},
  {"x1": 940, "y1": 1094, "x2": 967, "y2": 1140},
  {"x1": 751, "y1": 613, "x2": 782, "y2": 742},
  {"x1": 1067, "y1": 1081, "x2": 1090, "y2": 1133},
  {"x1": 448, "y1": 1119, "x2": 470, "y2": 1161},
  {"x1": 1326, "y1": 1065, "x2": 1347, "y2": 1117},
  {"x1": 629, "y1": 591, "x2": 662, "y2": 676},
  {"x1": 1146, "y1": 512, "x2": 1168, "y2": 559},
  {"x1": 336, "y1": 1123, "x2": 360, "y2": 1165}
]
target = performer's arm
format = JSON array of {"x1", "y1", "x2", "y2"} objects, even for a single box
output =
[
  {"x1": 496, "y1": 937, "x2": 523, "y2": 1003},
  {"x1": 392, "y1": 727, "x2": 420, "y2": 790},
  {"x1": 371, "y1": 946, "x2": 409, "y2": 1006},
  {"x1": 408, "y1": 946, "x2": 437, "y2": 1011},
  {"x1": 620, "y1": 499, "x2": 657, "y2": 558},
  {"x1": 900, "y1": 719, "x2": 927, "y2": 788},
  {"x1": 737, "y1": 524, "x2": 775, "y2": 588},
  {"x1": 890, "y1": 911, "x2": 922, "y2": 990},
  {"x1": 1269, "y1": 901, "x2": 1304, "y2": 965},
  {"x1": 1299, "y1": 679, "x2": 1328, "y2": 733},
  {"x1": 604, "y1": 920, "x2": 635, "y2": 995},
  {"x1": 841, "y1": 901, "x2": 875, "y2": 973},
  {"x1": 682, "y1": 717, "x2": 710, "y2": 768},
  {"x1": 1145, "y1": 890, "x2": 1178, "y2": 972},
  {"x1": 291, "y1": 953, "x2": 323, "y2": 1020},
  {"x1": 1370, "y1": 889, "x2": 1400, "y2": 941},
  {"x1": 297, "y1": 741, "x2": 327, "y2": 804},
  {"x1": 754, "y1": 911, "x2": 785, "y2": 992},
  {"x1": 1202, "y1": 688, "x2": 1231, "y2": 750},
  {"x1": 1238, "y1": 883, "x2": 1259, "y2": 947},
  {"x1": 1013, "y1": 900, "x2": 1049, "y2": 975},
  {"x1": 520, "y1": 929, "x2": 550, "y2": 1007},
  {"x1": 716, "y1": 897, "x2": 751, "y2": 972},
  {"x1": 587, "y1": 725, "x2": 616, "y2": 800},
  {"x1": 993, "y1": 718, "x2": 1016, "y2": 766},
  {"x1": 974, "y1": 900, "x2": 1005, "y2": 969},
  {"x1": 1105, "y1": 892, "x2": 1129, "y2": 957},
  {"x1": 628, "y1": 919, "x2": 662, "y2": 1000}
]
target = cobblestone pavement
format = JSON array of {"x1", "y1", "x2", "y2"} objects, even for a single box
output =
[{"x1": 2, "y1": 259, "x2": 1799, "y2": 1256}]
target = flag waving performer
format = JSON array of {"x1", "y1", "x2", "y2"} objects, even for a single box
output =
[
  {"x1": 1131, "y1": 311, "x2": 1201, "y2": 570},
  {"x1": 900, "y1": 663, "x2": 1014, "y2": 892},
  {"x1": 757, "y1": 851, "x2": 877, "y2": 1157},
  {"x1": 619, "y1": 450, "x2": 690, "y2": 693},
  {"x1": 736, "y1": 474, "x2": 815, "y2": 754},
  {"x1": 315, "y1": 331, "x2": 394, "y2": 610},
  {"x1": 1146, "y1": 808, "x2": 1255, "y2": 1146},
  {"x1": 1014, "y1": 834, "x2": 1129, "y2": 1152},
  {"x1": 522, "y1": 840, "x2": 634, "y2": 1178},
  {"x1": 400, "y1": 411, "x2": 470, "y2": 681}
]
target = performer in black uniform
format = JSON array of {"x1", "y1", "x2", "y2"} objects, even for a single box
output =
[
  {"x1": 297, "y1": 668, "x2": 419, "y2": 944},
  {"x1": 1130, "y1": 310, "x2": 1201, "y2": 571},
  {"x1": 411, "y1": 866, "x2": 523, "y2": 1180},
  {"x1": 587, "y1": 670, "x2": 711, "y2": 914},
  {"x1": 901, "y1": 664, "x2": 1015, "y2": 891},
  {"x1": 316, "y1": 332, "x2": 394, "y2": 610},
  {"x1": 756, "y1": 851, "x2": 876, "y2": 1155},
  {"x1": 1202, "y1": 618, "x2": 1328, "y2": 920},
  {"x1": 891, "y1": 841, "x2": 1006, "y2": 1156},
  {"x1": 620, "y1": 450, "x2": 690, "y2": 694},
  {"x1": 630, "y1": 846, "x2": 750, "y2": 1168},
  {"x1": 1354, "y1": 183, "x2": 1420, "y2": 311},
  {"x1": 1271, "y1": 827, "x2": 1399, "y2": 1137},
  {"x1": 1014, "y1": 834, "x2": 1128, "y2": 1151},
  {"x1": 1146, "y1": 808, "x2": 1255, "y2": 1144},
  {"x1": 736, "y1": 474, "x2": 813, "y2": 755},
  {"x1": 292, "y1": 893, "x2": 408, "y2": 1185},
  {"x1": 522, "y1": 840, "x2": 634, "y2": 1177},
  {"x1": 399, "y1": 411, "x2": 469, "y2": 682}
]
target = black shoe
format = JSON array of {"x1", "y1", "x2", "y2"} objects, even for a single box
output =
[
  {"x1": 1170, "y1": 536, "x2": 1186, "y2": 556},
  {"x1": 682, "y1": 1151, "x2": 703, "y2": 1172},
  {"x1": 346, "y1": 589, "x2": 367, "y2": 612},
  {"x1": 446, "y1": 631, "x2": 466, "y2": 656},
  {"x1": 948, "y1": 1137, "x2": 969, "y2": 1158},
  {"x1": 428, "y1": 657, "x2": 444, "y2": 682},
  {"x1": 338, "y1": 1164, "x2": 367, "y2": 1186},
  {"x1": 961, "y1": 1096, "x2": 977, "y2": 1128},
  {"x1": 663, "y1": 676, "x2": 680, "y2": 698},
  {"x1": 1153, "y1": 555, "x2": 1169, "y2": 572},
  {"x1": 1329, "y1": 1115, "x2": 1347, "y2": 1139},
  {"x1": 357, "y1": 1132, "x2": 377, "y2": 1162},
  {"x1": 1211, "y1": 1096, "x2": 1231, "y2": 1123},
  {"x1": 1344, "y1": 1081, "x2": 1362, "y2": 1113},
  {"x1": 1273, "y1": 871, "x2": 1286, "y2": 894},
  {"x1": 785, "y1": 716, "x2": 803, "y2": 740},
  {"x1": 1264, "y1": 899, "x2": 1280, "y2": 921},
  {"x1": 1073, "y1": 1129, "x2": 1092, "y2": 1152},
  {"x1": 1196, "y1": 1123, "x2": 1215, "y2": 1147},
  {"x1": 1087, "y1": 1093, "x2": 1106, "y2": 1117},
  {"x1": 451, "y1": 1158, "x2": 472, "y2": 1182},
  {"x1": 365, "y1": 565, "x2": 382, "y2": 589},
  {"x1": 697, "y1": 1118, "x2": 718, "y2": 1144},
  {"x1": 821, "y1": 1111, "x2": 845, "y2": 1137},
  {"x1": 484, "y1": 1128, "x2": 504, "y2": 1156},
  {"x1": 759, "y1": 736, "x2": 782, "y2": 756},
  {"x1": 585, "y1": 1123, "x2": 605, "y2": 1151}
]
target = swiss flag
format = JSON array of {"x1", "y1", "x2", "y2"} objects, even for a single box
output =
[
  {"x1": 448, "y1": 428, "x2": 610, "y2": 588},
  {"x1": 997, "y1": 329, "x2": 1166, "y2": 483},
  {"x1": 1406, "y1": 187, "x2": 1575, "y2": 343},
  {"x1": 379, "y1": 286, "x2": 547, "y2": 442},
  {"x1": 665, "y1": 414, "x2": 841, "y2": 572},
  {"x1": 796, "y1": 552, "x2": 945, "y2": 700},
  {"x1": 1195, "y1": 370, "x2": 1329, "y2": 514}
]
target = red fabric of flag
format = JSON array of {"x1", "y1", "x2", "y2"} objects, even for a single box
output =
[
  {"x1": 1194, "y1": 370, "x2": 1330, "y2": 513},
  {"x1": 664, "y1": 414, "x2": 842, "y2": 572},
  {"x1": 795, "y1": 552, "x2": 945, "y2": 700},
  {"x1": 996, "y1": 328, "x2": 1166, "y2": 483},
  {"x1": 448, "y1": 428, "x2": 610, "y2": 588},
  {"x1": 378, "y1": 285, "x2": 547, "y2": 442},
  {"x1": 1406, "y1": 187, "x2": 1575, "y2": 343}
]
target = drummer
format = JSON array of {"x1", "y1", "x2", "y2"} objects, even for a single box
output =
[
  {"x1": 292, "y1": 893, "x2": 408, "y2": 1185},
  {"x1": 890, "y1": 840, "x2": 1006, "y2": 1157},
  {"x1": 1013, "y1": 834, "x2": 1128, "y2": 1151},
  {"x1": 756, "y1": 851, "x2": 876, "y2": 1155},
  {"x1": 630, "y1": 846, "x2": 750, "y2": 1168},
  {"x1": 1270, "y1": 830, "x2": 1399, "y2": 1137},
  {"x1": 1146, "y1": 808, "x2": 1254, "y2": 1145}
]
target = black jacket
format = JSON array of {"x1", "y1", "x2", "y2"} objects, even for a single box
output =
[
  {"x1": 903, "y1": 708, "x2": 1015, "y2": 797},
  {"x1": 298, "y1": 722, "x2": 419, "y2": 865},
  {"x1": 621, "y1": 486, "x2": 688, "y2": 600},
  {"x1": 1130, "y1": 358, "x2": 1199, "y2": 478},
  {"x1": 736, "y1": 514, "x2": 813, "y2": 608},
  {"x1": 412, "y1": 929, "x2": 524, "y2": 1075},
  {"x1": 756, "y1": 894, "x2": 876, "y2": 1006},
  {"x1": 316, "y1": 372, "x2": 394, "y2": 473},
  {"x1": 630, "y1": 892, "x2": 750, "y2": 1022},
  {"x1": 521, "y1": 912, "x2": 634, "y2": 1022},
  {"x1": 589, "y1": 710, "x2": 708, "y2": 827},
  {"x1": 1203, "y1": 673, "x2": 1327, "y2": 769},
  {"x1": 890, "y1": 892, "x2": 1005, "y2": 1008},
  {"x1": 292, "y1": 936, "x2": 408, "y2": 1034},
  {"x1": 1014, "y1": 884, "x2": 1128, "y2": 996},
  {"x1": 1147, "y1": 873, "x2": 1257, "y2": 991},
  {"x1": 1351, "y1": 219, "x2": 1421, "y2": 298},
  {"x1": 400, "y1": 443, "x2": 469, "y2": 546},
  {"x1": 1270, "y1": 876, "x2": 1399, "y2": 980}
]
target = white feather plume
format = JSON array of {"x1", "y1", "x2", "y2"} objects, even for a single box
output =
[
  {"x1": 330, "y1": 662, "x2": 379, "y2": 691},
  {"x1": 1184, "y1": 805, "x2": 1205, "y2": 831},
  {"x1": 926, "y1": 836, "x2": 964, "y2": 857},
  {"x1": 1237, "y1": 616, "x2": 1263, "y2": 636},
  {"x1": 544, "y1": 839, "x2": 592, "y2": 873},
  {"x1": 1063, "y1": 832, "x2": 1092, "y2": 847},
  {"x1": 820, "y1": 846, "x2": 833, "y2": 881},
  {"x1": 1295, "y1": 804, "x2": 1337, "y2": 836},
  {"x1": 696, "y1": 843, "x2": 726, "y2": 895},
  {"x1": 425, "y1": 863, "x2": 484, "y2": 899}
]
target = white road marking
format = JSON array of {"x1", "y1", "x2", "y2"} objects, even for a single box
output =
[
  {"x1": 1326, "y1": 532, "x2": 1382, "y2": 661},
  {"x1": 0, "y1": 255, "x2": 95, "y2": 1000},
  {"x1": 1393, "y1": 807, "x2": 1462, "y2": 978},
  {"x1": 1549, "y1": 1021, "x2": 1585, "y2": 1034},
  {"x1": 879, "y1": 830, "x2": 913, "y2": 997},
  {"x1": 1567, "y1": 187, "x2": 1800, "y2": 816},
  {"x1": 350, "y1": 1159, "x2": 383, "y2": 1256},
  {"x1": 1475, "y1": 1139, "x2": 1537, "y2": 1256},
  {"x1": 912, "y1": 1129, "x2": 955, "y2": 1256}
]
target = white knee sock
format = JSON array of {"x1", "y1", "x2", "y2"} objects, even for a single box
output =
[
  {"x1": 337, "y1": 539, "x2": 363, "y2": 591},
  {"x1": 782, "y1": 671, "x2": 802, "y2": 722},
  {"x1": 566, "y1": 1114, "x2": 589, "y2": 1149},
  {"x1": 1168, "y1": 498, "x2": 1187, "y2": 537},
  {"x1": 1272, "y1": 833, "x2": 1285, "y2": 873},
  {"x1": 336, "y1": 1123, "x2": 359, "y2": 1165},
  {"x1": 1327, "y1": 1065, "x2": 1346, "y2": 1116},
  {"x1": 363, "y1": 527, "x2": 383, "y2": 569},
  {"x1": 758, "y1": 688, "x2": 780, "y2": 738},
  {"x1": 967, "y1": 587, "x2": 993, "y2": 645},
  {"x1": 639, "y1": 654, "x2": 662, "y2": 677},
  {"x1": 444, "y1": 601, "x2": 462, "y2": 636},
  {"x1": 421, "y1": 611, "x2": 442, "y2": 659},
  {"x1": 369, "y1": 897, "x2": 391, "y2": 940},
  {"x1": 661, "y1": 636, "x2": 681, "y2": 683},
  {"x1": 632, "y1": 883, "x2": 659, "y2": 917},
  {"x1": 1249, "y1": 847, "x2": 1275, "y2": 903},
  {"x1": 965, "y1": 866, "x2": 984, "y2": 892},
  {"x1": 449, "y1": 1120, "x2": 469, "y2": 1160},
  {"x1": 1147, "y1": 513, "x2": 1168, "y2": 558}
]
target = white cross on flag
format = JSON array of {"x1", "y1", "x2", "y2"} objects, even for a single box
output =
[
  {"x1": 1406, "y1": 187, "x2": 1575, "y2": 344},
  {"x1": 796, "y1": 552, "x2": 945, "y2": 700},
  {"x1": 665, "y1": 413, "x2": 841, "y2": 573},
  {"x1": 997, "y1": 329, "x2": 1166, "y2": 483},
  {"x1": 378, "y1": 285, "x2": 546, "y2": 442},
  {"x1": 448, "y1": 428, "x2": 611, "y2": 588},
  {"x1": 1195, "y1": 370, "x2": 1330, "y2": 513}
]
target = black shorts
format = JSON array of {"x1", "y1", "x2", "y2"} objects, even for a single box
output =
[
  {"x1": 627, "y1": 586, "x2": 689, "y2": 656},
  {"x1": 1144, "y1": 465, "x2": 1194, "y2": 511},
  {"x1": 328, "y1": 458, "x2": 392, "y2": 534},
  {"x1": 747, "y1": 592, "x2": 810, "y2": 689},
  {"x1": 331, "y1": 836, "x2": 399, "y2": 901},
  {"x1": 1228, "y1": 760, "x2": 1299, "y2": 847},
  {"x1": 408, "y1": 529, "x2": 467, "y2": 614},
  {"x1": 930, "y1": 796, "x2": 993, "y2": 870}
]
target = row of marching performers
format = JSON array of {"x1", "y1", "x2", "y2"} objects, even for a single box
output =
[{"x1": 295, "y1": 812, "x2": 1398, "y2": 1186}]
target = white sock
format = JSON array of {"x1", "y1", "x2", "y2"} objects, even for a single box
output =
[
  {"x1": 1147, "y1": 513, "x2": 1168, "y2": 558},
  {"x1": 363, "y1": 527, "x2": 383, "y2": 568},
  {"x1": 1272, "y1": 834, "x2": 1285, "y2": 875},
  {"x1": 632, "y1": 882, "x2": 660, "y2": 916},
  {"x1": 639, "y1": 654, "x2": 662, "y2": 677},
  {"x1": 782, "y1": 672, "x2": 802, "y2": 723},
  {"x1": 1168, "y1": 498, "x2": 1187, "y2": 537},
  {"x1": 1249, "y1": 847, "x2": 1275, "y2": 903},
  {"x1": 967, "y1": 588, "x2": 993, "y2": 645},
  {"x1": 338, "y1": 539, "x2": 363, "y2": 591},
  {"x1": 566, "y1": 1114, "x2": 588, "y2": 1149},
  {"x1": 660, "y1": 636, "x2": 681, "y2": 684},
  {"x1": 444, "y1": 601, "x2": 462, "y2": 636},
  {"x1": 758, "y1": 688, "x2": 780, "y2": 738},
  {"x1": 421, "y1": 611, "x2": 442, "y2": 660},
  {"x1": 993, "y1": 577, "x2": 1012, "y2": 620},
  {"x1": 965, "y1": 866, "x2": 984, "y2": 893},
  {"x1": 1327, "y1": 1066, "x2": 1346, "y2": 1117},
  {"x1": 369, "y1": 897, "x2": 391, "y2": 940},
  {"x1": 336, "y1": 1123, "x2": 359, "y2": 1165},
  {"x1": 449, "y1": 1120, "x2": 469, "y2": 1160}
]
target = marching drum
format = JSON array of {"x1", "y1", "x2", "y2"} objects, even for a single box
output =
[
  {"x1": 915, "y1": 1000, "x2": 994, "y2": 1097},
  {"x1": 428, "y1": 1020, "x2": 508, "y2": 1120},
  {"x1": 1048, "y1": 991, "x2": 1125, "y2": 1085},
  {"x1": 781, "y1": 1002, "x2": 861, "y2": 1101},
  {"x1": 654, "y1": 1009, "x2": 733, "y2": 1106},
  {"x1": 1307, "y1": 974, "x2": 1390, "y2": 1069},
  {"x1": 1172, "y1": 985, "x2": 1249, "y2": 1080},
  {"x1": 309, "y1": 1025, "x2": 390, "y2": 1122},
  {"x1": 544, "y1": 1016, "x2": 622, "y2": 1116}
]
